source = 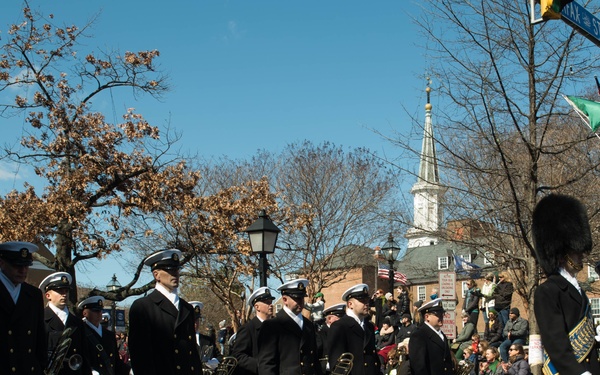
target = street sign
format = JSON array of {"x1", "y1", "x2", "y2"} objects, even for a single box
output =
[
  {"x1": 439, "y1": 271, "x2": 456, "y2": 300},
  {"x1": 439, "y1": 272, "x2": 457, "y2": 338},
  {"x1": 442, "y1": 300, "x2": 456, "y2": 311},
  {"x1": 561, "y1": 1, "x2": 600, "y2": 47},
  {"x1": 441, "y1": 310, "x2": 456, "y2": 339}
]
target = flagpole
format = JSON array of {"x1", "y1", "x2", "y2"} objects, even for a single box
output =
[
  {"x1": 563, "y1": 95, "x2": 600, "y2": 141},
  {"x1": 375, "y1": 261, "x2": 379, "y2": 292}
]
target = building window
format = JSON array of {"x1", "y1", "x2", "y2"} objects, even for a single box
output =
[
  {"x1": 591, "y1": 298, "x2": 600, "y2": 318},
  {"x1": 589, "y1": 265, "x2": 599, "y2": 281},
  {"x1": 438, "y1": 257, "x2": 449, "y2": 270},
  {"x1": 417, "y1": 286, "x2": 426, "y2": 302},
  {"x1": 483, "y1": 251, "x2": 493, "y2": 265},
  {"x1": 458, "y1": 254, "x2": 471, "y2": 263},
  {"x1": 461, "y1": 281, "x2": 469, "y2": 297},
  {"x1": 275, "y1": 304, "x2": 283, "y2": 314}
]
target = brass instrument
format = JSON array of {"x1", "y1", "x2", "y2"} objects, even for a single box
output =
[
  {"x1": 45, "y1": 327, "x2": 83, "y2": 375},
  {"x1": 213, "y1": 356, "x2": 237, "y2": 375},
  {"x1": 331, "y1": 352, "x2": 354, "y2": 375},
  {"x1": 454, "y1": 359, "x2": 475, "y2": 375}
]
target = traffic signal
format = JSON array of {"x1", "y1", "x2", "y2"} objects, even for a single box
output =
[{"x1": 540, "y1": 0, "x2": 575, "y2": 20}]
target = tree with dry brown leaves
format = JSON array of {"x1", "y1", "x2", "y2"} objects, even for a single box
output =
[{"x1": 0, "y1": 6, "x2": 277, "y2": 307}]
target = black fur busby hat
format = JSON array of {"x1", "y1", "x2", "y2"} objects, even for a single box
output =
[{"x1": 532, "y1": 194, "x2": 592, "y2": 276}]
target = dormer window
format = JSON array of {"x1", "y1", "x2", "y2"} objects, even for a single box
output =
[{"x1": 438, "y1": 256, "x2": 449, "y2": 270}]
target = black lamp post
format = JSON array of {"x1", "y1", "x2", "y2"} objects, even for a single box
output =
[
  {"x1": 244, "y1": 210, "x2": 281, "y2": 287},
  {"x1": 382, "y1": 233, "x2": 401, "y2": 299},
  {"x1": 106, "y1": 273, "x2": 121, "y2": 332}
]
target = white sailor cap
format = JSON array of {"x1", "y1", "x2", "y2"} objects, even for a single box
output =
[
  {"x1": 418, "y1": 297, "x2": 445, "y2": 315},
  {"x1": 341, "y1": 283, "x2": 370, "y2": 302},
  {"x1": 78, "y1": 296, "x2": 105, "y2": 311},
  {"x1": 323, "y1": 303, "x2": 346, "y2": 317},
  {"x1": 0, "y1": 241, "x2": 38, "y2": 266},
  {"x1": 39, "y1": 272, "x2": 72, "y2": 292},
  {"x1": 102, "y1": 312, "x2": 110, "y2": 321},
  {"x1": 189, "y1": 301, "x2": 204, "y2": 318},
  {"x1": 248, "y1": 287, "x2": 275, "y2": 307},
  {"x1": 143, "y1": 249, "x2": 182, "y2": 270},
  {"x1": 277, "y1": 278, "x2": 308, "y2": 298}
]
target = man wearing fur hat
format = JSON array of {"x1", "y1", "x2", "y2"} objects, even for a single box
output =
[
  {"x1": 128, "y1": 249, "x2": 201, "y2": 375},
  {"x1": 532, "y1": 194, "x2": 600, "y2": 375}
]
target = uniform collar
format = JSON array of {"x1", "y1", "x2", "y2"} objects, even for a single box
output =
[
  {"x1": 559, "y1": 267, "x2": 581, "y2": 294},
  {"x1": 283, "y1": 305, "x2": 303, "y2": 329},
  {"x1": 155, "y1": 282, "x2": 180, "y2": 310}
]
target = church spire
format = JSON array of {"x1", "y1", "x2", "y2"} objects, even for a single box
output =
[
  {"x1": 418, "y1": 82, "x2": 439, "y2": 185},
  {"x1": 406, "y1": 79, "x2": 445, "y2": 248}
]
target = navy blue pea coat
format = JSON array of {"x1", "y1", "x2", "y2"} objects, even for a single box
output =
[
  {"x1": 128, "y1": 290, "x2": 202, "y2": 375},
  {"x1": 0, "y1": 282, "x2": 47, "y2": 374},
  {"x1": 327, "y1": 315, "x2": 381, "y2": 375},
  {"x1": 257, "y1": 309, "x2": 322, "y2": 375}
]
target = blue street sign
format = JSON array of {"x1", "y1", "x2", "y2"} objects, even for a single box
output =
[{"x1": 561, "y1": 1, "x2": 600, "y2": 47}]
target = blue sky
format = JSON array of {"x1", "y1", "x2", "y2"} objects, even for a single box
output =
[{"x1": 0, "y1": 1, "x2": 431, "y2": 298}]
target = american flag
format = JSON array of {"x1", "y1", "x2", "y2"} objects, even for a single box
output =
[{"x1": 377, "y1": 263, "x2": 408, "y2": 284}]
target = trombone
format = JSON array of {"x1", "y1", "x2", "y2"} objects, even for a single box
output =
[
  {"x1": 213, "y1": 356, "x2": 237, "y2": 375},
  {"x1": 44, "y1": 327, "x2": 83, "y2": 375},
  {"x1": 331, "y1": 352, "x2": 354, "y2": 375}
]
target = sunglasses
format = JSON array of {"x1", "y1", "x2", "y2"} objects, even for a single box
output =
[{"x1": 429, "y1": 311, "x2": 445, "y2": 319}]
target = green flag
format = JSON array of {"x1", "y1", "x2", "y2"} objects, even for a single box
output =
[{"x1": 565, "y1": 95, "x2": 600, "y2": 132}]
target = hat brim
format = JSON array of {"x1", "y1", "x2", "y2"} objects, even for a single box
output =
[
  {"x1": 7, "y1": 258, "x2": 33, "y2": 266},
  {"x1": 253, "y1": 296, "x2": 275, "y2": 304},
  {"x1": 151, "y1": 260, "x2": 181, "y2": 270},
  {"x1": 422, "y1": 307, "x2": 445, "y2": 315},
  {"x1": 0, "y1": 252, "x2": 33, "y2": 266},
  {"x1": 347, "y1": 292, "x2": 370, "y2": 301},
  {"x1": 46, "y1": 284, "x2": 71, "y2": 291},
  {"x1": 282, "y1": 291, "x2": 306, "y2": 298}
]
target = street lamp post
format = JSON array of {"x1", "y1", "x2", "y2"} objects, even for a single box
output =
[
  {"x1": 106, "y1": 273, "x2": 121, "y2": 332},
  {"x1": 244, "y1": 210, "x2": 281, "y2": 287},
  {"x1": 382, "y1": 233, "x2": 401, "y2": 300}
]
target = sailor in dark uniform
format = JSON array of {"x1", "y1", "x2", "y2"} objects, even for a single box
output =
[
  {"x1": 532, "y1": 194, "x2": 600, "y2": 375},
  {"x1": 40, "y1": 272, "x2": 91, "y2": 375},
  {"x1": 327, "y1": 284, "x2": 381, "y2": 375},
  {"x1": 408, "y1": 298, "x2": 454, "y2": 375},
  {"x1": 128, "y1": 249, "x2": 201, "y2": 375},
  {"x1": 258, "y1": 278, "x2": 323, "y2": 375},
  {"x1": 0, "y1": 241, "x2": 47, "y2": 375},
  {"x1": 78, "y1": 296, "x2": 130, "y2": 375},
  {"x1": 317, "y1": 302, "x2": 346, "y2": 374},
  {"x1": 231, "y1": 286, "x2": 275, "y2": 374},
  {"x1": 190, "y1": 300, "x2": 221, "y2": 371}
]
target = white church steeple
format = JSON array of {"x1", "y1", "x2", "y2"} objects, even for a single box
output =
[{"x1": 405, "y1": 82, "x2": 445, "y2": 248}]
